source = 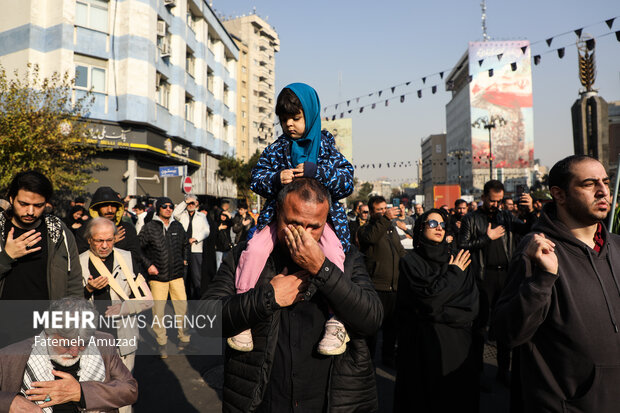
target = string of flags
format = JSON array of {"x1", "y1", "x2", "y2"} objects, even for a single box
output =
[
  {"x1": 352, "y1": 154, "x2": 530, "y2": 170},
  {"x1": 322, "y1": 16, "x2": 619, "y2": 120}
]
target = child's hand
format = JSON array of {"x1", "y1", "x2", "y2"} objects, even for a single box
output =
[
  {"x1": 292, "y1": 163, "x2": 305, "y2": 178},
  {"x1": 281, "y1": 169, "x2": 294, "y2": 185}
]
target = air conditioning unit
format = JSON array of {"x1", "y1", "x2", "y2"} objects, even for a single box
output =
[
  {"x1": 156, "y1": 20, "x2": 166, "y2": 37},
  {"x1": 164, "y1": 0, "x2": 176, "y2": 6},
  {"x1": 159, "y1": 42, "x2": 171, "y2": 58}
]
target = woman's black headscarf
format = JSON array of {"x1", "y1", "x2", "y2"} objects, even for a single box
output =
[{"x1": 411, "y1": 208, "x2": 450, "y2": 249}]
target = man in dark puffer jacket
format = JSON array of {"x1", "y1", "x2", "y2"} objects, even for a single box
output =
[
  {"x1": 200, "y1": 178, "x2": 382, "y2": 412},
  {"x1": 139, "y1": 197, "x2": 189, "y2": 358}
]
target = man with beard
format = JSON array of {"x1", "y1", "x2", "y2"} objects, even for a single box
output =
[
  {"x1": 493, "y1": 155, "x2": 620, "y2": 412},
  {"x1": 75, "y1": 187, "x2": 146, "y2": 275},
  {"x1": 459, "y1": 180, "x2": 537, "y2": 384},
  {"x1": 0, "y1": 298, "x2": 138, "y2": 413},
  {"x1": 448, "y1": 199, "x2": 469, "y2": 244},
  {"x1": 0, "y1": 171, "x2": 82, "y2": 300}
]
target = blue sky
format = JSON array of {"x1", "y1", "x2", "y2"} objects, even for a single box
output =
[{"x1": 214, "y1": 0, "x2": 620, "y2": 183}]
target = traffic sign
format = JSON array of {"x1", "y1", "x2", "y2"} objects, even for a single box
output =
[
  {"x1": 159, "y1": 166, "x2": 185, "y2": 177},
  {"x1": 182, "y1": 176, "x2": 193, "y2": 194}
]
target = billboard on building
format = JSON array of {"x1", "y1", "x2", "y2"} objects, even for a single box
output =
[
  {"x1": 468, "y1": 41, "x2": 534, "y2": 171},
  {"x1": 321, "y1": 118, "x2": 353, "y2": 162},
  {"x1": 433, "y1": 185, "x2": 461, "y2": 209}
]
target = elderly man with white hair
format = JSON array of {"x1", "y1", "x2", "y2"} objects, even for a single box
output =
[
  {"x1": 79, "y1": 218, "x2": 152, "y2": 378},
  {"x1": 0, "y1": 297, "x2": 138, "y2": 413}
]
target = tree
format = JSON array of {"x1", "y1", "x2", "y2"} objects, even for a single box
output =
[
  {"x1": 217, "y1": 150, "x2": 261, "y2": 200},
  {"x1": 0, "y1": 64, "x2": 102, "y2": 195}
]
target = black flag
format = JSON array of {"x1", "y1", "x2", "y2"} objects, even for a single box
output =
[
  {"x1": 546, "y1": 37, "x2": 553, "y2": 46},
  {"x1": 400, "y1": 95, "x2": 405, "y2": 103},
  {"x1": 478, "y1": 59, "x2": 484, "y2": 66},
  {"x1": 497, "y1": 53, "x2": 503, "y2": 61},
  {"x1": 440, "y1": 71, "x2": 444, "y2": 79},
  {"x1": 521, "y1": 45, "x2": 527, "y2": 54},
  {"x1": 431, "y1": 85, "x2": 437, "y2": 94},
  {"x1": 574, "y1": 28, "x2": 583, "y2": 38},
  {"x1": 379, "y1": 91, "x2": 383, "y2": 97},
  {"x1": 422, "y1": 77, "x2": 426, "y2": 84},
  {"x1": 391, "y1": 86, "x2": 395, "y2": 93},
  {"x1": 359, "y1": 107, "x2": 364, "y2": 113},
  {"x1": 557, "y1": 47, "x2": 565, "y2": 58},
  {"x1": 606, "y1": 18, "x2": 615, "y2": 29},
  {"x1": 534, "y1": 55, "x2": 541, "y2": 65},
  {"x1": 417, "y1": 90, "x2": 422, "y2": 98},
  {"x1": 385, "y1": 100, "x2": 389, "y2": 107},
  {"x1": 488, "y1": 68, "x2": 494, "y2": 77},
  {"x1": 406, "y1": 81, "x2": 411, "y2": 85},
  {"x1": 511, "y1": 62, "x2": 517, "y2": 71},
  {"x1": 331, "y1": 115, "x2": 335, "y2": 121},
  {"x1": 372, "y1": 103, "x2": 376, "y2": 109},
  {"x1": 616, "y1": 30, "x2": 620, "y2": 42},
  {"x1": 586, "y1": 38, "x2": 595, "y2": 50}
]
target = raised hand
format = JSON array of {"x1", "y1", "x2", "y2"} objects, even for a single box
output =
[
  {"x1": 270, "y1": 268, "x2": 309, "y2": 307},
  {"x1": 449, "y1": 249, "x2": 472, "y2": 271},
  {"x1": 525, "y1": 233, "x2": 558, "y2": 275},
  {"x1": 85, "y1": 275, "x2": 109, "y2": 293}
]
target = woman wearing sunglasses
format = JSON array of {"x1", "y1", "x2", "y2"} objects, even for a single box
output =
[{"x1": 394, "y1": 208, "x2": 479, "y2": 413}]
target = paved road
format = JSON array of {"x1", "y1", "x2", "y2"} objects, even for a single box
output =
[{"x1": 134, "y1": 341, "x2": 510, "y2": 412}]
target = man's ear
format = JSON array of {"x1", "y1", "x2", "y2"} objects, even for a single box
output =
[{"x1": 549, "y1": 186, "x2": 566, "y2": 205}]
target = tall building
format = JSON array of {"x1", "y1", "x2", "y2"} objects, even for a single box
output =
[
  {"x1": 445, "y1": 41, "x2": 534, "y2": 194},
  {"x1": 223, "y1": 13, "x2": 279, "y2": 162},
  {"x1": 421, "y1": 133, "x2": 447, "y2": 209},
  {"x1": 609, "y1": 101, "x2": 620, "y2": 175},
  {"x1": 0, "y1": 0, "x2": 238, "y2": 202}
]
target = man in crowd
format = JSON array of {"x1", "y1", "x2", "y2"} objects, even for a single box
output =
[
  {"x1": 347, "y1": 200, "x2": 364, "y2": 222},
  {"x1": 493, "y1": 155, "x2": 620, "y2": 411},
  {"x1": 202, "y1": 178, "x2": 382, "y2": 412},
  {"x1": 173, "y1": 194, "x2": 210, "y2": 300},
  {"x1": 448, "y1": 198, "x2": 469, "y2": 244},
  {"x1": 469, "y1": 201, "x2": 478, "y2": 213},
  {"x1": 139, "y1": 197, "x2": 190, "y2": 358},
  {"x1": 349, "y1": 203, "x2": 369, "y2": 249},
  {"x1": 76, "y1": 187, "x2": 145, "y2": 275},
  {"x1": 132, "y1": 202, "x2": 147, "y2": 233},
  {"x1": 0, "y1": 297, "x2": 138, "y2": 413},
  {"x1": 459, "y1": 179, "x2": 537, "y2": 384},
  {"x1": 392, "y1": 203, "x2": 414, "y2": 250},
  {"x1": 502, "y1": 197, "x2": 516, "y2": 215},
  {"x1": 358, "y1": 195, "x2": 406, "y2": 367},
  {"x1": 232, "y1": 201, "x2": 255, "y2": 245},
  {"x1": 0, "y1": 171, "x2": 82, "y2": 300},
  {"x1": 413, "y1": 203, "x2": 424, "y2": 221}
]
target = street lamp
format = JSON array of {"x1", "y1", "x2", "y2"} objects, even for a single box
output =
[
  {"x1": 448, "y1": 149, "x2": 471, "y2": 188},
  {"x1": 472, "y1": 115, "x2": 506, "y2": 180}
]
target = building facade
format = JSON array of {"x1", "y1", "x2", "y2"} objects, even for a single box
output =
[
  {"x1": 445, "y1": 40, "x2": 535, "y2": 194},
  {"x1": 0, "y1": 0, "x2": 238, "y2": 202},
  {"x1": 421, "y1": 133, "x2": 447, "y2": 209},
  {"x1": 223, "y1": 13, "x2": 279, "y2": 162}
]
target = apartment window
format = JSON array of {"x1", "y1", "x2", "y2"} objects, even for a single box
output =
[
  {"x1": 241, "y1": 80, "x2": 247, "y2": 88},
  {"x1": 223, "y1": 120, "x2": 229, "y2": 140},
  {"x1": 253, "y1": 90, "x2": 258, "y2": 97},
  {"x1": 206, "y1": 109, "x2": 214, "y2": 133},
  {"x1": 76, "y1": 0, "x2": 108, "y2": 32},
  {"x1": 185, "y1": 95, "x2": 194, "y2": 123},
  {"x1": 156, "y1": 72, "x2": 169, "y2": 108},
  {"x1": 223, "y1": 84, "x2": 229, "y2": 107},
  {"x1": 207, "y1": 67, "x2": 214, "y2": 93},
  {"x1": 186, "y1": 48, "x2": 195, "y2": 77},
  {"x1": 241, "y1": 95, "x2": 246, "y2": 103},
  {"x1": 242, "y1": 111, "x2": 246, "y2": 119},
  {"x1": 242, "y1": 126, "x2": 246, "y2": 134},
  {"x1": 75, "y1": 64, "x2": 106, "y2": 93},
  {"x1": 241, "y1": 65, "x2": 247, "y2": 73}
]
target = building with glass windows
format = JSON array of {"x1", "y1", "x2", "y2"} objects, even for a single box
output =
[{"x1": 0, "y1": 0, "x2": 239, "y2": 201}]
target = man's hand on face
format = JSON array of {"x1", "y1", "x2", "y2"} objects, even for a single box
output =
[
  {"x1": 487, "y1": 223, "x2": 506, "y2": 240},
  {"x1": 525, "y1": 233, "x2": 558, "y2": 275},
  {"x1": 9, "y1": 395, "x2": 42, "y2": 412},
  {"x1": 384, "y1": 206, "x2": 400, "y2": 220},
  {"x1": 270, "y1": 268, "x2": 309, "y2": 307},
  {"x1": 3, "y1": 227, "x2": 42, "y2": 259},
  {"x1": 26, "y1": 370, "x2": 81, "y2": 408},
  {"x1": 283, "y1": 225, "x2": 325, "y2": 275},
  {"x1": 518, "y1": 193, "x2": 534, "y2": 213},
  {"x1": 114, "y1": 226, "x2": 126, "y2": 243}
]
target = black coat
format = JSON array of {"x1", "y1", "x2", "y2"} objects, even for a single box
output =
[
  {"x1": 395, "y1": 241, "x2": 479, "y2": 413},
  {"x1": 138, "y1": 218, "x2": 188, "y2": 282},
  {"x1": 200, "y1": 243, "x2": 383, "y2": 413}
]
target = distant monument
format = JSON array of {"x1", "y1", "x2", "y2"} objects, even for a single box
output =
[{"x1": 571, "y1": 35, "x2": 609, "y2": 170}]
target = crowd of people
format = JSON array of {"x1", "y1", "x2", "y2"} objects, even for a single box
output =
[{"x1": 0, "y1": 81, "x2": 617, "y2": 413}]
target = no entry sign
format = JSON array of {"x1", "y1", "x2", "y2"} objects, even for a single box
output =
[{"x1": 182, "y1": 176, "x2": 193, "y2": 194}]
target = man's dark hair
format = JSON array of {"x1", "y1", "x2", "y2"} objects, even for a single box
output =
[
  {"x1": 74, "y1": 196, "x2": 86, "y2": 204},
  {"x1": 353, "y1": 200, "x2": 363, "y2": 212},
  {"x1": 368, "y1": 196, "x2": 387, "y2": 212},
  {"x1": 7, "y1": 171, "x2": 53, "y2": 201},
  {"x1": 220, "y1": 199, "x2": 230, "y2": 206},
  {"x1": 502, "y1": 197, "x2": 512, "y2": 204},
  {"x1": 134, "y1": 203, "x2": 146, "y2": 211},
  {"x1": 455, "y1": 199, "x2": 467, "y2": 208},
  {"x1": 275, "y1": 88, "x2": 303, "y2": 119},
  {"x1": 483, "y1": 180, "x2": 504, "y2": 196},
  {"x1": 548, "y1": 155, "x2": 597, "y2": 192},
  {"x1": 276, "y1": 178, "x2": 331, "y2": 211}
]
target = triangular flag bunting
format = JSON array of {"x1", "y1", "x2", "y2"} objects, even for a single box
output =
[
  {"x1": 546, "y1": 37, "x2": 553, "y2": 46},
  {"x1": 385, "y1": 100, "x2": 389, "y2": 107},
  {"x1": 574, "y1": 28, "x2": 583, "y2": 38},
  {"x1": 440, "y1": 72, "x2": 444, "y2": 79},
  {"x1": 372, "y1": 103, "x2": 376, "y2": 109},
  {"x1": 497, "y1": 53, "x2": 503, "y2": 61},
  {"x1": 432, "y1": 85, "x2": 437, "y2": 94},
  {"x1": 378, "y1": 91, "x2": 382, "y2": 97},
  {"x1": 557, "y1": 47, "x2": 565, "y2": 59},
  {"x1": 356, "y1": 97, "x2": 360, "y2": 103},
  {"x1": 340, "y1": 113, "x2": 343, "y2": 118},
  {"x1": 368, "y1": 93, "x2": 373, "y2": 97},
  {"x1": 616, "y1": 31, "x2": 620, "y2": 42},
  {"x1": 400, "y1": 95, "x2": 405, "y2": 103},
  {"x1": 534, "y1": 55, "x2": 541, "y2": 65},
  {"x1": 586, "y1": 38, "x2": 595, "y2": 50},
  {"x1": 348, "y1": 110, "x2": 352, "y2": 114},
  {"x1": 488, "y1": 68, "x2": 494, "y2": 77},
  {"x1": 406, "y1": 81, "x2": 411, "y2": 86},
  {"x1": 335, "y1": 104, "x2": 338, "y2": 109},
  {"x1": 359, "y1": 107, "x2": 364, "y2": 113},
  {"x1": 478, "y1": 59, "x2": 484, "y2": 66},
  {"x1": 521, "y1": 46, "x2": 527, "y2": 54},
  {"x1": 347, "y1": 100, "x2": 350, "y2": 106},
  {"x1": 391, "y1": 86, "x2": 396, "y2": 93},
  {"x1": 606, "y1": 18, "x2": 615, "y2": 29},
  {"x1": 417, "y1": 90, "x2": 422, "y2": 98},
  {"x1": 331, "y1": 115, "x2": 336, "y2": 121},
  {"x1": 511, "y1": 62, "x2": 517, "y2": 71}
]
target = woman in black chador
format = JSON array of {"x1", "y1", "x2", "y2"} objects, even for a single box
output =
[{"x1": 394, "y1": 208, "x2": 479, "y2": 413}]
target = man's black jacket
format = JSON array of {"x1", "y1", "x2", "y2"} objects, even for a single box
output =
[
  {"x1": 200, "y1": 243, "x2": 382, "y2": 413},
  {"x1": 138, "y1": 218, "x2": 188, "y2": 282},
  {"x1": 458, "y1": 208, "x2": 536, "y2": 281}
]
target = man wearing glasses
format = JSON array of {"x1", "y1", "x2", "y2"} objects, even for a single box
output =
[
  {"x1": 459, "y1": 180, "x2": 536, "y2": 385},
  {"x1": 173, "y1": 195, "x2": 210, "y2": 300},
  {"x1": 138, "y1": 197, "x2": 189, "y2": 358},
  {"x1": 348, "y1": 203, "x2": 369, "y2": 248}
]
